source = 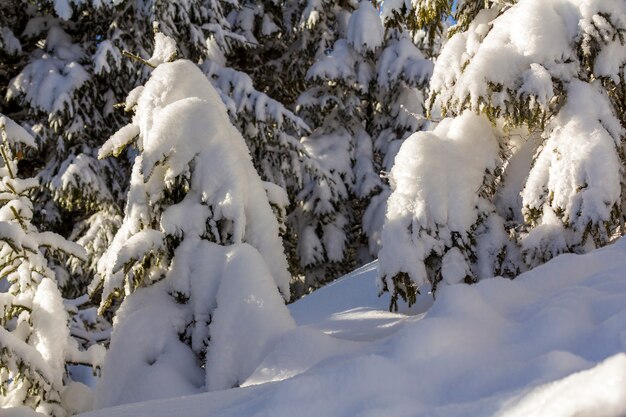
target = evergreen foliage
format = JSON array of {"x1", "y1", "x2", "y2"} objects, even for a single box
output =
[
  {"x1": 91, "y1": 35, "x2": 294, "y2": 405},
  {"x1": 294, "y1": 0, "x2": 433, "y2": 293},
  {"x1": 378, "y1": 0, "x2": 626, "y2": 308},
  {"x1": 2, "y1": 0, "x2": 623, "y2": 412},
  {"x1": 0, "y1": 114, "x2": 103, "y2": 416}
]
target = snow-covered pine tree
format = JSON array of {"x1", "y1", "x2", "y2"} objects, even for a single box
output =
[
  {"x1": 378, "y1": 0, "x2": 626, "y2": 308},
  {"x1": 204, "y1": 57, "x2": 334, "y2": 298},
  {"x1": 226, "y1": 1, "x2": 290, "y2": 101},
  {"x1": 3, "y1": 0, "x2": 274, "y2": 298},
  {"x1": 382, "y1": 0, "x2": 449, "y2": 59},
  {"x1": 60, "y1": 0, "x2": 256, "y2": 286},
  {"x1": 378, "y1": 112, "x2": 516, "y2": 310},
  {"x1": 4, "y1": 4, "x2": 125, "y2": 217},
  {"x1": 0, "y1": 114, "x2": 104, "y2": 416},
  {"x1": 365, "y1": 1, "x2": 434, "y2": 256},
  {"x1": 90, "y1": 1, "x2": 332, "y2": 298},
  {"x1": 432, "y1": 0, "x2": 626, "y2": 265},
  {"x1": 4, "y1": 0, "x2": 343, "y2": 301},
  {"x1": 91, "y1": 35, "x2": 294, "y2": 407},
  {"x1": 0, "y1": 2, "x2": 24, "y2": 107},
  {"x1": 259, "y1": 0, "x2": 357, "y2": 107},
  {"x1": 207, "y1": 1, "x2": 341, "y2": 297},
  {"x1": 1, "y1": 2, "x2": 128, "y2": 301},
  {"x1": 294, "y1": 0, "x2": 379, "y2": 290},
  {"x1": 294, "y1": 1, "x2": 433, "y2": 292}
]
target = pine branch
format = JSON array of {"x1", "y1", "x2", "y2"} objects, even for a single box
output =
[
  {"x1": 0, "y1": 140, "x2": 14, "y2": 180},
  {"x1": 122, "y1": 50, "x2": 156, "y2": 69}
]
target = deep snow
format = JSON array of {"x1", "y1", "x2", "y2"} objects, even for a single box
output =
[{"x1": 78, "y1": 237, "x2": 626, "y2": 417}]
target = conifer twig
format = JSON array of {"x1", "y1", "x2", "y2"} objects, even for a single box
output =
[
  {"x1": 0, "y1": 136, "x2": 14, "y2": 180},
  {"x1": 122, "y1": 50, "x2": 156, "y2": 68}
]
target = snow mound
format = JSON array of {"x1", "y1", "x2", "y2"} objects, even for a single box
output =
[
  {"x1": 347, "y1": 1, "x2": 384, "y2": 54},
  {"x1": 82, "y1": 237, "x2": 626, "y2": 417}
]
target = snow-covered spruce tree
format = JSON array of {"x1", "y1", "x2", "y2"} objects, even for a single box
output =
[
  {"x1": 91, "y1": 37, "x2": 294, "y2": 407},
  {"x1": 3, "y1": 0, "x2": 335, "y2": 300},
  {"x1": 1, "y1": 3, "x2": 129, "y2": 301},
  {"x1": 0, "y1": 115, "x2": 104, "y2": 417},
  {"x1": 295, "y1": 1, "x2": 432, "y2": 292},
  {"x1": 365, "y1": 1, "x2": 434, "y2": 256},
  {"x1": 380, "y1": 0, "x2": 449, "y2": 59},
  {"x1": 226, "y1": 0, "x2": 290, "y2": 102},
  {"x1": 253, "y1": 0, "x2": 357, "y2": 107},
  {"x1": 3, "y1": 3, "x2": 126, "y2": 222},
  {"x1": 220, "y1": 0, "x2": 321, "y2": 194},
  {"x1": 378, "y1": 112, "x2": 518, "y2": 310},
  {"x1": 3, "y1": 0, "x2": 263, "y2": 297},
  {"x1": 92, "y1": 1, "x2": 332, "y2": 297},
  {"x1": 432, "y1": 0, "x2": 626, "y2": 265},
  {"x1": 0, "y1": 2, "x2": 25, "y2": 107},
  {"x1": 90, "y1": 0, "x2": 313, "y2": 184},
  {"x1": 379, "y1": 0, "x2": 626, "y2": 308},
  {"x1": 294, "y1": 0, "x2": 378, "y2": 290}
]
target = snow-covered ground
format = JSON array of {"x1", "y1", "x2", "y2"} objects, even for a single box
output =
[{"x1": 81, "y1": 238, "x2": 626, "y2": 417}]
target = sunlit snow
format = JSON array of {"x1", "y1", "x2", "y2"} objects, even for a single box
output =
[{"x1": 81, "y1": 238, "x2": 626, "y2": 417}]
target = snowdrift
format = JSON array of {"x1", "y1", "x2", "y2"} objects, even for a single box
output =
[{"x1": 81, "y1": 237, "x2": 626, "y2": 417}]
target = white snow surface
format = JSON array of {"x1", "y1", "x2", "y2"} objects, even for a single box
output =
[
  {"x1": 347, "y1": 1, "x2": 384, "y2": 54},
  {"x1": 82, "y1": 237, "x2": 626, "y2": 417},
  {"x1": 146, "y1": 32, "x2": 177, "y2": 66},
  {"x1": 0, "y1": 115, "x2": 37, "y2": 148}
]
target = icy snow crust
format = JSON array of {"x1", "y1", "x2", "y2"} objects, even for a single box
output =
[{"x1": 83, "y1": 238, "x2": 626, "y2": 417}]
